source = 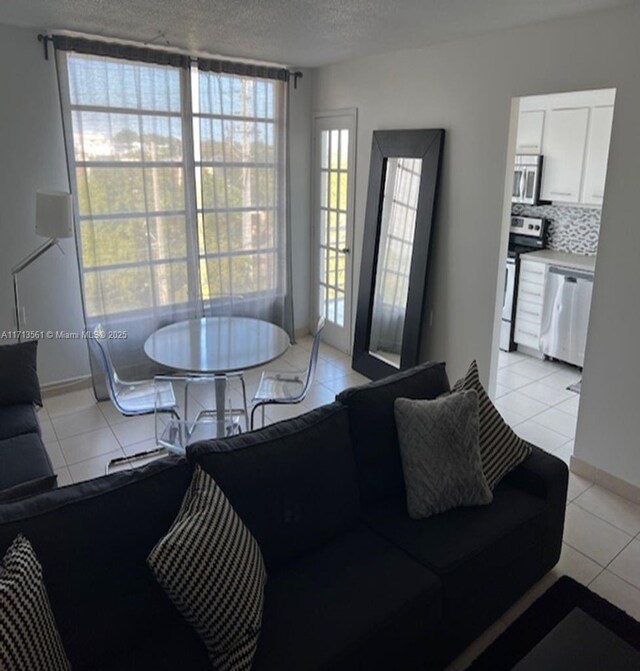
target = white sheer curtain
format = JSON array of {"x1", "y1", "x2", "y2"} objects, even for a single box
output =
[
  {"x1": 55, "y1": 39, "x2": 294, "y2": 397},
  {"x1": 193, "y1": 65, "x2": 291, "y2": 328}
]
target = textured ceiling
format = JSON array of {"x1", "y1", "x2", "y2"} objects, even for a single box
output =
[{"x1": 0, "y1": 0, "x2": 630, "y2": 66}]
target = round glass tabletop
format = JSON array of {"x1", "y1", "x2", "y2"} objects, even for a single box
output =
[{"x1": 144, "y1": 316, "x2": 290, "y2": 374}]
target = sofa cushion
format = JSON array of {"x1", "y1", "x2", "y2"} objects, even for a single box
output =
[
  {"x1": 148, "y1": 466, "x2": 266, "y2": 671},
  {"x1": 364, "y1": 481, "x2": 548, "y2": 659},
  {"x1": 252, "y1": 526, "x2": 442, "y2": 671},
  {"x1": 0, "y1": 404, "x2": 41, "y2": 441},
  {"x1": 0, "y1": 457, "x2": 192, "y2": 671},
  {"x1": 452, "y1": 360, "x2": 532, "y2": 489},
  {"x1": 93, "y1": 526, "x2": 441, "y2": 671},
  {"x1": 0, "y1": 433, "x2": 56, "y2": 499},
  {"x1": 337, "y1": 361, "x2": 450, "y2": 505},
  {"x1": 188, "y1": 403, "x2": 361, "y2": 569},
  {"x1": 0, "y1": 534, "x2": 71, "y2": 671},
  {"x1": 90, "y1": 623, "x2": 210, "y2": 671},
  {"x1": 0, "y1": 340, "x2": 42, "y2": 407}
]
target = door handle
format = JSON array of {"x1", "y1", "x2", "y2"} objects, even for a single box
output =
[{"x1": 339, "y1": 248, "x2": 350, "y2": 254}]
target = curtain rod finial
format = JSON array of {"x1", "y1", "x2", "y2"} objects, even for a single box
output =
[{"x1": 37, "y1": 33, "x2": 52, "y2": 60}]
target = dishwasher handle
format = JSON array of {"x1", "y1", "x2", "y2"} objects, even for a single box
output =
[{"x1": 548, "y1": 265, "x2": 594, "y2": 282}]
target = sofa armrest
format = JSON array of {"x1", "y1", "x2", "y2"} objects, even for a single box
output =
[
  {"x1": 504, "y1": 445, "x2": 569, "y2": 571},
  {"x1": 505, "y1": 445, "x2": 569, "y2": 501}
]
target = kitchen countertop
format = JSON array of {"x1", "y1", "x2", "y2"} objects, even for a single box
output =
[{"x1": 523, "y1": 249, "x2": 597, "y2": 273}]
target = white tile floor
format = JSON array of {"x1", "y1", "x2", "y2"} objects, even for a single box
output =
[{"x1": 38, "y1": 343, "x2": 640, "y2": 669}]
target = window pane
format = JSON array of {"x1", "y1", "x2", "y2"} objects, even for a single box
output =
[
  {"x1": 153, "y1": 262, "x2": 189, "y2": 306},
  {"x1": 84, "y1": 267, "x2": 153, "y2": 316},
  {"x1": 76, "y1": 166, "x2": 185, "y2": 215},
  {"x1": 201, "y1": 210, "x2": 275, "y2": 255},
  {"x1": 144, "y1": 167, "x2": 185, "y2": 211},
  {"x1": 72, "y1": 111, "x2": 183, "y2": 162},
  {"x1": 76, "y1": 166, "x2": 145, "y2": 215},
  {"x1": 339, "y1": 172, "x2": 348, "y2": 211},
  {"x1": 330, "y1": 130, "x2": 339, "y2": 169},
  {"x1": 199, "y1": 118, "x2": 275, "y2": 163},
  {"x1": 68, "y1": 54, "x2": 181, "y2": 112},
  {"x1": 199, "y1": 74, "x2": 275, "y2": 119},
  {"x1": 200, "y1": 167, "x2": 275, "y2": 209},
  {"x1": 321, "y1": 131, "x2": 329, "y2": 169},
  {"x1": 340, "y1": 129, "x2": 349, "y2": 170}
]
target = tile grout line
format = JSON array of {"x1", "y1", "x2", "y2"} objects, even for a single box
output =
[{"x1": 572, "y1": 497, "x2": 640, "y2": 537}]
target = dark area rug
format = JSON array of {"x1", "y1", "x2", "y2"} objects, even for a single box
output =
[{"x1": 467, "y1": 576, "x2": 640, "y2": 670}]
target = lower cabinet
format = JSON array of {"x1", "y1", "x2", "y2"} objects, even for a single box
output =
[{"x1": 514, "y1": 259, "x2": 546, "y2": 350}]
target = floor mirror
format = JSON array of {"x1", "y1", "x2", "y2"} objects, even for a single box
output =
[{"x1": 352, "y1": 129, "x2": 444, "y2": 379}]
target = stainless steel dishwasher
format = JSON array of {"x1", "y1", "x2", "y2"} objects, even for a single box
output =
[{"x1": 539, "y1": 265, "x2": 594, "y2": 368}]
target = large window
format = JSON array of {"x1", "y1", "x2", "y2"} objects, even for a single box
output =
[
  {"x1": 194, "y1": 70, "x2": 281, "y2": 304},
  {"x1": 60, "y1": 49, "x2": 288, "y2": 322}
]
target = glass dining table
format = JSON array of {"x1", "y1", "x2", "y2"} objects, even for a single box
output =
[{"x1": 144, "y1": 316, "x2": 290, "y2": 438}]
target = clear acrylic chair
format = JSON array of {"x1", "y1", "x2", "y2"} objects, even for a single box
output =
[
  {"x1": 155, "y1": 374, "x2": 244, "y2": 451},
  {"x1": 250, "y1": 317, "x2": 325, "y2": 430},
  {"x1": 87, "y1": 325, "x2": 181, "y2": 470}
]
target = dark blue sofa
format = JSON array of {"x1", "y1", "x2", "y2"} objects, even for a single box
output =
[{"x1": 0, "y1": 362, "x2": 568, "y2": 669}]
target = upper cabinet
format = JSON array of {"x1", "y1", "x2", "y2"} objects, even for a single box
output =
[
  {"x1": 518, "y1": 89, "x2": 615, "y2": 207},
  {"x1": 516, "y1": 111, "x2": 545, "y2": 154},
  {"x1": 581, "y1": 106, "x2": 614, "y2": 206},
  {"x1": 540, "y1": 108, "x2": 589, "y2": 203}
]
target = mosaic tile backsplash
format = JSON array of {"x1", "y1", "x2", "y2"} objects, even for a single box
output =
[{"x1": 512, "y1": 203, "x2": 600, "y2": 256}]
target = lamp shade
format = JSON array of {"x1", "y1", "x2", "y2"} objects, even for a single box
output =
[{"x1": 35, "y1": 191, "x2": 73, "y2": 239}]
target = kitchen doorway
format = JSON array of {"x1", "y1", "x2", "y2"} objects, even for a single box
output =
[{"x1": 491, "y1": 88, "x2": 616, "y2": 463}]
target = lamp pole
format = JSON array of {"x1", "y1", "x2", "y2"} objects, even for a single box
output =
[{"x1": 11, "y1": 237, "x2": 62, "y2": 336}]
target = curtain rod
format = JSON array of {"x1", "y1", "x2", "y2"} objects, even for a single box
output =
[{"x1": 37, "y1": 33, "x2": 303, "y2": 88}]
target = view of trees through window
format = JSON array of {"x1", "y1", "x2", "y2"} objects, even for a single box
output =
[{"x1": 65, "y1": 53, "x2": 282, "y2": 318}]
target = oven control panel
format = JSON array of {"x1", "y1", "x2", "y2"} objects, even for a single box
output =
[{"x1": 510, "y1": 216, "x2": 545, "y2": 239}]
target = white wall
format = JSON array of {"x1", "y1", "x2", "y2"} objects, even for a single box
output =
[
  {"x1": 0, "y1": 24, "x2": 315, "y2": 384},
  {"x1": 313, "y1": 5, "x2": 640, "y2": 488},
  {"x1": 0, "y1": 24, "x2": 89, "y2": 385}
]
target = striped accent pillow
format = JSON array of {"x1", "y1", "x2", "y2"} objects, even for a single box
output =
[
  {"x1": 453, "y1": 361, "x2": 531, "y2": 489},
  {"x1": 0, "y1": 535, "x2": 71, "y2": 671},
  {"x1": 148, "y1": 466, "x2": 266, "y2": 671}
]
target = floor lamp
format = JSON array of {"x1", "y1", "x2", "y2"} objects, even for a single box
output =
[{"x1": 12, "y1": 191, "x2": 73, "y2": 334}]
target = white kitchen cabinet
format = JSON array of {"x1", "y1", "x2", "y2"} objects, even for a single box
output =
[
  {"x1": 581, "y1": 105, "x2": 614, "y2": 206},
  {"x1": 540, "y1": 108, "x2": 590, "y2": 203},
  {"x1": 514, "y1": 259, "x2": 546, "y2": 350},
  {"x1": 516, "y1": 110, "x2": 545, "y2": 154}
]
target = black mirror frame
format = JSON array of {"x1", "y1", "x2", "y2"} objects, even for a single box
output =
[{"x1": 352, "y1": 129, "x2": 445, "y2": 380}]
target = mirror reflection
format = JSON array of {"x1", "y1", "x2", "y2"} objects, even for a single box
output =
[{"x1": 369, "y1": 157, "x2": 423, "y2": 368}]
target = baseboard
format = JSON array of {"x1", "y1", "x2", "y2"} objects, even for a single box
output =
[
  {"x1": 294, "y1": 325, "x2": 312, "y2": 340},
  {"x1": 41, "y1": 375, "x2": 92, "y2": 399},
  {"x1": 570, "y1": 455, "x2": 640, "y2": 504}
]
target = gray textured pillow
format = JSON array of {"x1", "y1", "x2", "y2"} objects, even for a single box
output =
[{"x1": 394, "y1": 390, "x2": 493, "y2": 519}]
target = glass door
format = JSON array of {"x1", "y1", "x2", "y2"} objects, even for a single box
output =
[{"x1": 313, "y1": 110, "x2": 356, "y2": 353}]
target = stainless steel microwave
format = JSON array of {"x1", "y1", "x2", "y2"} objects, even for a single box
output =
[{"x1": 512, "y1": 154, "x2": 543, "y2": 205}]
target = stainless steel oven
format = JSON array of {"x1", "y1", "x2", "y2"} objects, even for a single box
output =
[
  {"x1": 500, "y1": 216, "x2": 546, "y2": 352},
  {"x1": 512, "y1": 155, "x2": 543, "y2": 205}
]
